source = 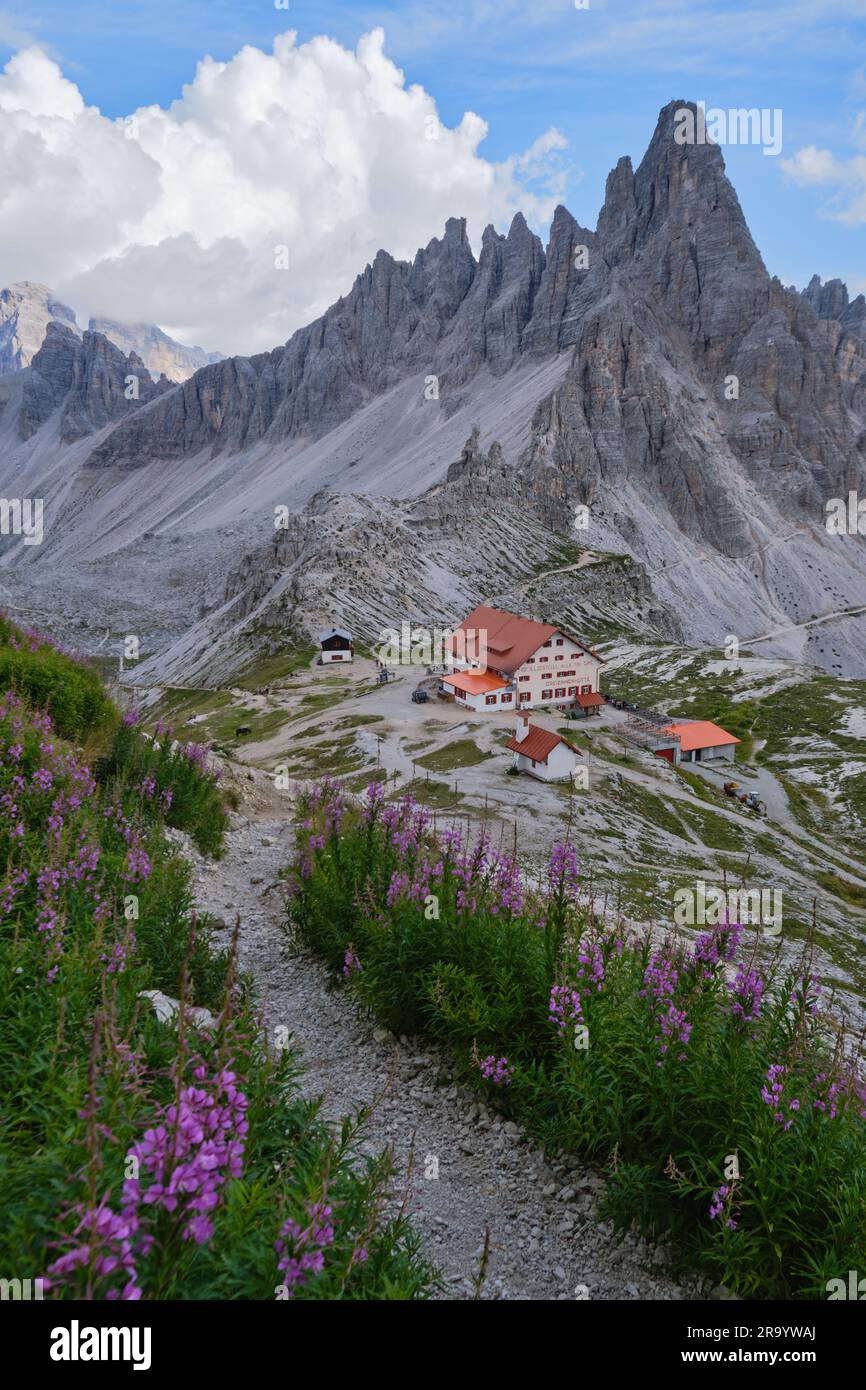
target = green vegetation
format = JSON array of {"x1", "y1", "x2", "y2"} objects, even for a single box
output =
[
  {"x1": 285, "y1": 733, "x2": 368, "y2": 780},
  {"x1": 95, "y1": 714, "x2": 230, "y2": 857},
  {"x1": 398, "y1": 777, "x2": 464, "y2": 810},
  {"x1": 415, "y1": 739, "x2": 492, "y2": 773},
  {"x1": 235, "y1": 643, "x2": 317, "y2": 690},
  {"x1": 288, "y1": 782, "x2": 866, "y2": 1299},
  {"x1": 334, "y1": 714, "x2": 385, "y2": 731},
  {"x1": 609, "y1": 778, "x2": 691, "y2": 842},
  {"x1": 0, "y1": 615, "x2": 114, "y2": 740},
  {"x1": 816, "y1": 871, "x2": 866, "y2": 911},
  {"x1": 0, "y1": 623, "x2": 433, "y2": 1301},
  {"x1": 675, "y1": 801, "x2": 749, "y2": 853}
]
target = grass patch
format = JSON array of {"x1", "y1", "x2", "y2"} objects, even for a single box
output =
[
  {"x1": 235, "y1": 645, "x2": 317, "y2": 690},
  {"x1": 399, "y1": 777, "x2": 465, "y2": 810},
  {"x1": 815, "y1": 871, "x2": 866, "y2": 910},
  {"x1": 415, "y1": 739, "x2": 492, "y2": 774}
]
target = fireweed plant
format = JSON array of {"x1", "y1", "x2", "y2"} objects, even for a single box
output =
[
  {"x1": 0, "y1": 649, "x2": 433, "y2": 1299},
  {"x1": 94, "y1": 712, "x2": 230, "y2": 858},
  {"x1": 287, "y1": 779, "x2": 866, "y2": 1299},
  {"x1": 0, "y1": 612, "x2": 113, "y2": 740}
]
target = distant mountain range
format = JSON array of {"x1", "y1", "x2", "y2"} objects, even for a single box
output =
[
  {"x1": 0, "y1": 100, "x2": 864, "y2": 685},
  {"x1": 0, "y1": 281, "x2": 223, "y2": 382}
]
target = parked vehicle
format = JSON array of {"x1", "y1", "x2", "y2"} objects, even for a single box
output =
[
  {"x1": 723, "y1": 781, "x2": 765, "y2": 814},
  {"x1": 411, "y1": 689, "x2": 429, "y2": 704}
]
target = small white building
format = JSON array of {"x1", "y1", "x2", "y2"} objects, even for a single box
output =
[
  {"x1": 318, "y1": 627, "x2": 354, "y2": 664},
  {"x1": 505, "y1": 713, "x2": 584, "y2": 782}
]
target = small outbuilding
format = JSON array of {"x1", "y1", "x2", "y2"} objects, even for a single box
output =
[
  {"x1": 660, "y1": 719, "x2": 740, "y2": 764},
  {"x1": 318, "y1": 628, "x2": 354, "y2": 664},
  {"x1": 439, "y1": 669, "x2": 513, "y2": 710},
  {"x1": 505, "y1": 713, "x2": 584, "y2": 783},
  {"x1": 572, "y1": 690, "x2": 605, "y2": 718}
]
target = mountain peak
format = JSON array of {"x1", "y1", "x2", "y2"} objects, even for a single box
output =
[{"x1": 0, "y1": 281, "x2": 80, "y2": 374}]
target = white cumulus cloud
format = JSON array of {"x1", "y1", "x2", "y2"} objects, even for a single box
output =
[
  {"x1": 781, "y1": 132, "x2": 866, "y2": 225},
  {"x1": 0, "y1": 29, "x2": 569, "y2": 356}
]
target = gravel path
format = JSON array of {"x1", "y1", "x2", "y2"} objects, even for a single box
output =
[{"x1": 176, "y1": 803, "x2": 706, "y2": 1302}]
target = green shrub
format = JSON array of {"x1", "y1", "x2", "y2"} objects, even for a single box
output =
[
  {"x1": 0, "y1": 692, "x2": 433, "y2": 1301},
  {"x1": 0, "y1": 614, "x2": 113, "y2": 739},
  {"x1": 94, "y1": 715, "x2": 230, "y2": 857},
  {"x1": 287, "y1": 778, "x2": 866, "y2": 1300}
]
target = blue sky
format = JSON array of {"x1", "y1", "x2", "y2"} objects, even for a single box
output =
[{"x1": 1, "y1": 0, "x2": 864, "y2": 345}]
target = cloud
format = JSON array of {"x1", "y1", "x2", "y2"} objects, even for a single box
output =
[
  {"x1": 0, "y1": 30, "x2": 569, "y2": 356},
  {"x1": 781, "y1": 133, "x2": 866, "y2": 224},
  {"x1": 0, "y1": 8, "x2": 38, "y2": 50}
]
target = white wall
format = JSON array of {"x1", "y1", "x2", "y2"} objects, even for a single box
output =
[
  {"x1": 321, "y1": 649, "x2": 353, "y2": 663},
  {"x1": 514, "y1": 741, "x2": 580, "y2": 782},
  {"x1": 448, "y1": 685, "x2": 515, "y2": 712},
  {"x1": 679, "y1": 744, "x2": 736, "y2": 763},
  {"x1": 513, "y1": 634, "x2": 602, "y2": 710}
]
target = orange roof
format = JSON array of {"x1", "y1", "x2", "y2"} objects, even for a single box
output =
[
  {"x1": 664, "y1": 720, "x2": 740, "y2": 752},
  {"x1": 505, "y1": 723, "x2": 581, "y2": 764},
  {"x1": 576, "y1": 691, "x2": 604, "y2": 708},
  {"x1": 446, "y1": 604, "x2": 605, "y2": 674},
  {"x1": 443, "y1": 670, "x2": 508, "y2": 696}
]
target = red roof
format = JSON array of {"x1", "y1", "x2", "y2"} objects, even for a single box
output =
[
  {"x1": 447, "y1": 604, "x2": 604, "y2": 675},
  {"x1": 443, "y1": 670, "x2": 508, "y2": 696},
  {"x1": 663, "y1": 720, "x2": 740, "y2": 752},
  {"x1": 575, "y1": 691, "x2": 604, "y2": 708},
  {"x1": 505, "y1": 723, "x2": 581, "y2": 764}
]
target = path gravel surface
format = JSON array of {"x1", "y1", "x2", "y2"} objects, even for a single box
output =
[{"x1": 173, "y1": 800, "x2": 711, "y2": 1302}]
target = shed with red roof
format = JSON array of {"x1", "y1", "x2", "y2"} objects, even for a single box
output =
[{"x1": 504, "y1": 712, "x2": 585, "y2": 783}]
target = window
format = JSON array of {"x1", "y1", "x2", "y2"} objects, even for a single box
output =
[
  {"x1": 541, "y1": 689, "x2": 552, "y2": 700},
  {"x1": 567, "y1": 686, "x2": 577, "y2": 695},
  {"x1": 581, "y1": 684, "x2": 592, "y2": 694},
  {"x1": 543, "y1": 640, "x2": 551, "y2": 648},
  {"x1": 527, "y1": 657, "x2": 535, "y2": 664},
  {"x1": 555, "y1": 638, "x2": 564, "y2": 646},
  {"x1": 531, "y1": 759, "x2": 537, "y2": 768},
  {"x1": 332, "y1": 654, "x2": 343, "y2": 660},
  {"x1": 501, "y1": 693, "x2": 513, "y2": 703},
  {"x1": 485, "y1": 694, "x2": 498, "y2": 705},
  {"x1": 555, "y1": 687, "x2": 565, "y2": 698},
  {"x1": 520, "y1": 693, "x2": 531, "y2": 703},
  {"x1": 560, "y1": 669, "x2": 575, "y2": 677},
  {"x1": 519, "y1": 675, "x2": 530, "y2": 682}
]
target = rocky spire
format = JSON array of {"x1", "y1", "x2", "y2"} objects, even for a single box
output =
[{"x1": 20, "y1": 322, "x2": 170, "y2": 443}]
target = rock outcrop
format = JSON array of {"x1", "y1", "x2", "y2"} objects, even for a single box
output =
[
  {"x1": 0, "y1": 278, "x2": 222, "y2": 384},
  {"x1": 79, "y1": 103, "x2": 866, "y2": 555},
  {"x1": 0, "y1": 282, "x2": 81, "y2": 374},
  {"x1": 88, "y1": 317, "x2": 223, "y2": 383},
  {"x1": 19, "y1": 322, "x2": 171, "y2": 443}
]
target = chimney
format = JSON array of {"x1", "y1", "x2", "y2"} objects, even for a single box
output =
[{"x1": 515, "y1": 711, "x2": 530, "y2": 743}]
